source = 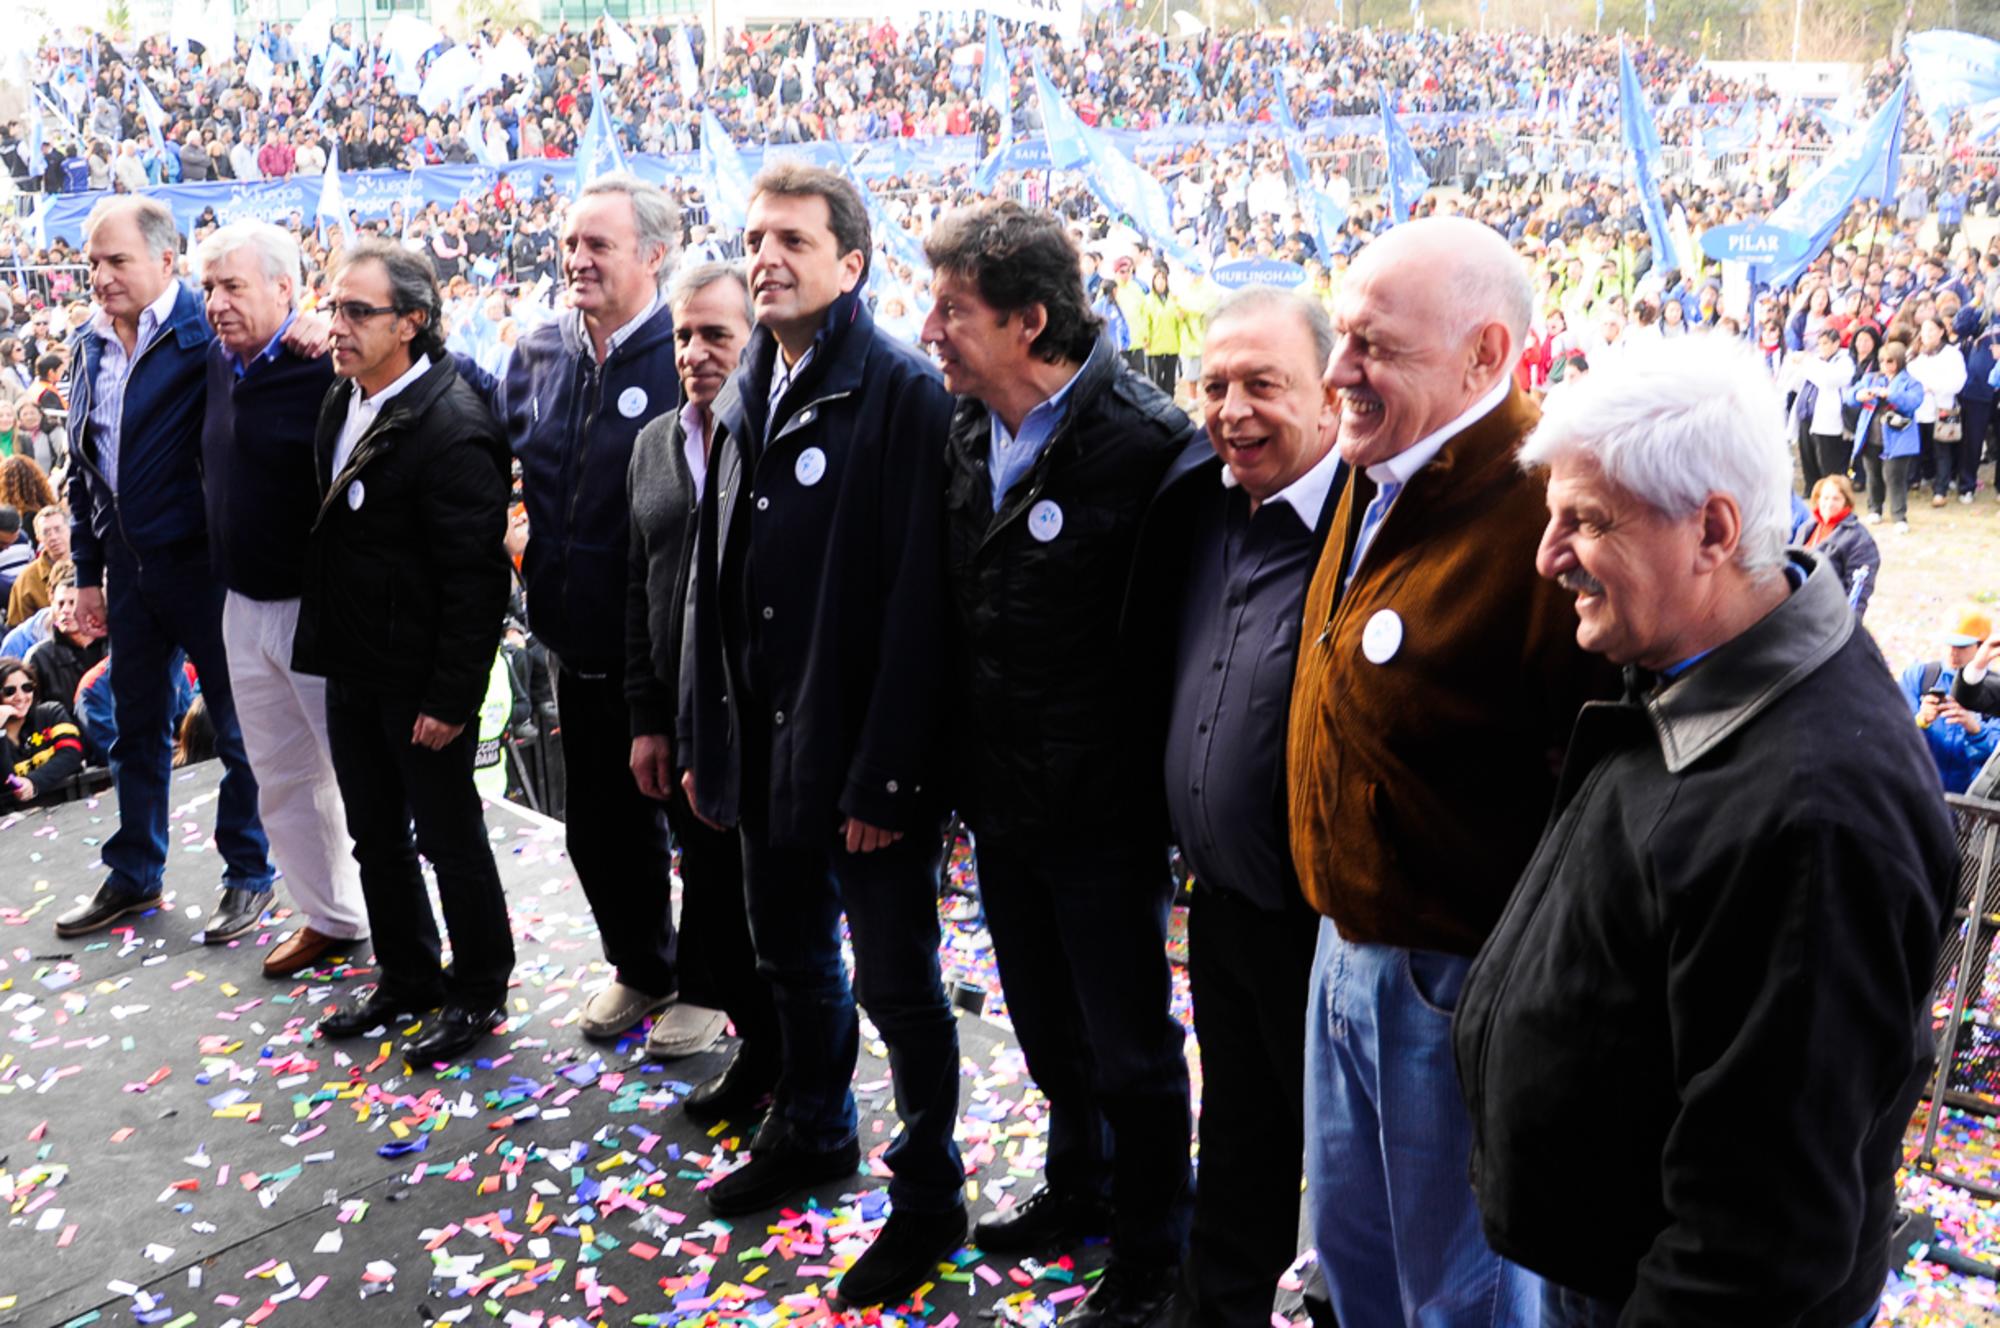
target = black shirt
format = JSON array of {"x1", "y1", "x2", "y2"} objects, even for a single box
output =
[{"x1": 1164, "y1": 474, "x2": 1325, "y2": 910}]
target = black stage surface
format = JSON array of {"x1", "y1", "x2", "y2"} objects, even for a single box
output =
[{"x1": 0, "y1": 764, "x2": 1205, "y2": 1328}]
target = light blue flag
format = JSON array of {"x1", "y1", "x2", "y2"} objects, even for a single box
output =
[
  {"x1": 1378, "y1": 86, "x2": 1430, "y2": 226},
  {"x1": 24, "y1": 96, "x2": 45, "y2": 175},
  {"x1": 1032, "y1": 57, "x2": 1202, "y2": 271},
  {"x1": 670, "y1": 26, "x2": 701, "y2": 100},
  {"x1": 133, "y1": 76, "x2": 169, "y2": 157},
  {"x1": 1764, "y1": 79, "x2": 1910, "y2": 290},
  {"x1": 1702, "y1": 99, "x2": 1757, "y2": 158},
  {"x1": 1904, "y1": 30, "x2": 2000, "y2": 138},
  {"x1": 974, "y1": 24, "x2": 1015, "y2": 191},
  {"x1": 1617, "y1": 40, "x2": 1682, "y2": 274},
  {"x1": 830, "y1": 140, "x2": 929, "y2": 300},
  {"x1": 1596, "y1": 0, "x2": 1605, "y2": 27},
  {"x1": 1645, "y1": 0, "x2": 1655, "y2": 24},
  {"x1": 1271, "y1": 73, "x2": 1346, "y2": 257},
  {"x1": 701, "y1": 108, "x2": 751, "y2": 232},
  {"x1": 317, "y1": 138, "x2": 349, "y2": 247},
  {"x1": 575, "y1": 87, "x2": 629, "y2": 189}
]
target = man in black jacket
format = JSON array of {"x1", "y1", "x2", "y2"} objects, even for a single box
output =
[
  {"x1": 461, "y1": 175, "x2": 685, "y2": 1047},
  {"x1": 1453, "y1": 334, "x2": 1956, "y2": 1327},
  {"x1": 296, "y1": 240, "x2": 515, "y2": 1070},
  {"x1": 624, "y1": 260, "x2": 778, "y2": 1099},
  {"x1": 677, "y1": 163, "x2": 961, "y2": 1311},
  {"x1": 922, "y1": 200, "x2": 1192, "y2": 1328}
]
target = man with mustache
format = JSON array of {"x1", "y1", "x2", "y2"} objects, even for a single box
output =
[{"x1": 1286, "y1": 216, "x2": 1619, "y2": 1323}]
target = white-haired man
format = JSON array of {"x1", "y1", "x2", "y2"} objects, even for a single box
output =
[
  {"x1": 198, "y1": 220, "x2": 369, "y2": 977},
  {"x1": 458, "y1": 174, "x2": 690, "y2": 1050},
  {"x1": 1286, "y1": 216, "x2": 1619, "y2": 1322},
  {"x1": 1454, "y1": 334, "x2": 1957, "y2": 1327}
]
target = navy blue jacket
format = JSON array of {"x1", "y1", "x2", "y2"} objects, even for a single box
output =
[
  {"x1": 459, "y1": 302, "x2": 680, "y2": 673},
  {"x1": 64, "y1": 283, "x2": 215, "y2": 588},
  {"x1": 680, "y1": 290, "x2": 954, "y2": 843},
  {"x1": 201, "y1": 337, "x2": 336, "y2": 602}
]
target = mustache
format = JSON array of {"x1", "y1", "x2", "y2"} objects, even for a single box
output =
[{"x1": 1557, "y1": 568, "x2": 1606, "y2": 596}]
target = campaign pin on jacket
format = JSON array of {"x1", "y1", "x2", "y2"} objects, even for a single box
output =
[
  {"x1": 619, "y1": 386, "x2": 648, "y2": 419},
  {"x1": 1027, "y1": 498, "x2": 1064, "y2": 542},
  {"x1": 347, "y1": 480, "x2": 365, "y2": 511},
  {"x1": 795, "y1": 446, "x2": 827, "y2": 486},
  {"x1": 1362, "y1": 608, "x2": 1403, "y2": 663}
]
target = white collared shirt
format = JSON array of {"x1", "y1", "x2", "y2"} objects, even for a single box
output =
[
  {"x1": 332, "y1": 354, "x2": 432, "y2": 482},
  {"x1": 682, "y1": 405, "x2": 709, "y2": 504},
  {"x1": 88, "y1": 281, "x2": 181, "y2": 492},
  {"x1": 1350, "y1": 375, "x2": 1511, "y2": 573},
  {"x1": 564, "y1": 291, "x2": 662, "y2": 366},
  {"x1": 1223, "y1": 441, "x2": 1343, "y2": 530},
  {"x1": 768, "y1": 344, "x2": 815, "y2": 427}
]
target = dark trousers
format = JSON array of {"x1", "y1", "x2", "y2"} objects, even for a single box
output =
[
  {"x1": 1963, "y1": 395, "x2": 1994, "y2": 492},
  {"x1": 1796, "y1": 418, "x2": 1823, "y2": 493},
  {"x1": 1147, "y1": 353, "x2": 1178, "y2": 397},
  {"x1": 1862, "y1": 444, "x2": 1912, "y2": 522},
  {"x1": 553, "y1": 662, "x2": 678, "y2": 996},
  {"x1": 1187, "y1": 884, "x2": 1319, "y2": 1328},
  {"x1": 1929, "y1": 420, "x2": 1966, "y2": 498},
  {"x1": 975, "y1": 833, "x2": 1193, "y2": 1267},
  {"x1": 666, "y1": 795, "x2": 778, "y2": 1054},
  {"x1": 102, "y1": 545, "x2": 270, "y2": 896},
  {"x1": 324, "y1": 680, "x2": 514, "y2": 1007},
  {"x1": 1810, "y1": 433, "x2": 1851, "y2": 489},
  {"x1": 739, "y1": 825, "x2": 964, "y2": 1214}
]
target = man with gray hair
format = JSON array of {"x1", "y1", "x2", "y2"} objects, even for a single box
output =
[
  {"x1": 458, "y1": 173, "x2": 690, "y2": 1050},
  {"x1": 197, "y1": 219, "x2": 368, "y2": 978},
  {"x1": 1286, "y1": 216, "x2": 1619, "y2": 1321},
  {"x1": 1455, "y1": 333, "x2": 1956, "y2": 1327},
  {"x1": 54, "y1": 197, "x2": 280, "y2": 945},
  {"x1": 1160, "y1": 284, "x2": 1341, "y2": 1325}
]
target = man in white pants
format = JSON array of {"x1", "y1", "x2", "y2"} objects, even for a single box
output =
[{"x1": 196, "y1": 221, "x2": 368, "y2": 977}]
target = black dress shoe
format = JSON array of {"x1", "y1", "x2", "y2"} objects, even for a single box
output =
[
  {"x1": 318, "y1": 985, "x2": 442, "y2": 1040},
  {"x1": 705, "y1": 1130, "x2": 860, "y2": 1217},
  {"x1": 974, "y1": 1184, "x2": 1113, "y2": 1253},
  {"x1": 203, "y1": 886, "x2": 270, "y2": 943},
  {"x1": 54, "y1": 883, "x2": 164, "y2": 938},
  {"x1": 832, "y1": 1205, "x2": 969, "y2": 1308},
  {"x1": 1059, "y1": 1261, "x2": 1182, "y2": 1327},
  {"x1": 684, "y1": 1045, "x2": 779, "y2": 1126},
  {"x1": 405, "y1": 1003, "x2": 505, "y2": 1066}
]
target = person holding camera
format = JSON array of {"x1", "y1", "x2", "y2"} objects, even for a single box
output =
[
  {"x1": 1903, "y1": 611, "x2": 1999, "y2": 795},
  {"x1": 1841, "y1": 338, "x2": 1924, "y2": 532}
]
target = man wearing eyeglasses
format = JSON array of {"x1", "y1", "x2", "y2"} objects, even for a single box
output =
[{"x1": 294, "y1": 239, "x2": 515, "y2": 1070}]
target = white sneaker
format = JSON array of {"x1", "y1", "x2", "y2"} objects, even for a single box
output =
[
  {"x1": 643, "y1": 1002, "x2": 728, "y2": 1059},
  {"x1": 579, "y1": 982, "x2": 676, "y2": 1040},
  {"x1": 1895, "y1": 520, "x2": 1911, "y2": 534},
  {"x1": 1963, "y1": 492, "x2": 1976, "y2": 505},
  {"x1": 1863, "y1": 511, "x2": 1884, "y2": 525}
]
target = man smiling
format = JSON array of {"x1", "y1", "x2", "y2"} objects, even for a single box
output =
[{"x1": 1286, "y1": 217, "x2": 1618, "y2": 1323}]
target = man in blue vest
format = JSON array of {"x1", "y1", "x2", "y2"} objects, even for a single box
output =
[{"x1": 54, "y1": 196, "x2": 276, "y2": 943}]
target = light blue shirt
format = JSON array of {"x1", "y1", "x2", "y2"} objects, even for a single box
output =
[
  {"x1": 225, "y1": 309, "x2": 296, "y2": 378},
  {"x1": 987, "y1": 345, "x2": 1095, "y2": 511}
]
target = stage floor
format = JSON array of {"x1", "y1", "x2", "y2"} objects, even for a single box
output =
[{"x1": 0, "y1": 765, "x2": 1145, "y2": 1328}]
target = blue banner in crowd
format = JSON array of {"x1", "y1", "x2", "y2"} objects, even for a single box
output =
[
  {"x1": 1763, "y1": 79, "x2": 1910, "y2": 290},
  {"x1": 1617, "y1": 41, "x2": 1682, "y2": 275}
]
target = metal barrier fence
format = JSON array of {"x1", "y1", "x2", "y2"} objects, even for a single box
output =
[
  {"x1": 4, "y1": 263, "x2": 90, "y2": 310},
  {"x1": 1916, "y1": 792, "x2": 2000, "y2": 1197}
]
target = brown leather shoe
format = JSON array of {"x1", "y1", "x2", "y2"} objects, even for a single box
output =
[{"x1": 263, "y1": 927, "x2": 360, "y2": 978}]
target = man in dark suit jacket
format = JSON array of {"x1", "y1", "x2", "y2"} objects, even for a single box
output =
[
  {"x1": 623, "y1": 260, "x2": 778, "y2": 1096},
  {"x1": 296, "y1": 239, "x2": 513, "y2": 1070},
  {"x1": 1285, "y1": 216, "x2": 1620, "y2": 1324}
]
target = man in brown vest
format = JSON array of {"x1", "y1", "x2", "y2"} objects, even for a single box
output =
[{"x1": 1286, "y1": 216, "x2": 1618, "y2": 1324}]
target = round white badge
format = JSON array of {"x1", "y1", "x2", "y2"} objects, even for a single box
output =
[
  {"x1": 795, "y1": 447, "x2": 828, "y2": 487},
  {"x1": 1027, "y1": 499, "x2": 1065, "y2": 543},
  {"x1": 617, "y1": 386, "x2": 649, "y2": 419},
  {"x1": 1361, "y1": 609, "x2": 1404, "y2": 665},
  {"x1": 346, "y1": 480, "x2": 365, "y2": 511}
]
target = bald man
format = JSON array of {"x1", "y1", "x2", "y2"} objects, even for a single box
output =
[{"x1": 1286, "y1": 218, "x2": 1619, "y2": 1323}]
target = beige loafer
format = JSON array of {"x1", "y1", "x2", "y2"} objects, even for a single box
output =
[
  {"x1": 644, "y1": 1002, "x2": 729, "y2": 1059},
  {"x1": 579, "y1": 982, "x2": 676, "y2": 1039}
]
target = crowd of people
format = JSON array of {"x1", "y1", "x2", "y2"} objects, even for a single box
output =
[{"x1": 0, "y1": 10, "x2": 1994, "y2": 1327}]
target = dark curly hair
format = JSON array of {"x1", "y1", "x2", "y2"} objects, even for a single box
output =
[{"x1": 923, "y1": 200, "x2": 1103, "y2": 365}]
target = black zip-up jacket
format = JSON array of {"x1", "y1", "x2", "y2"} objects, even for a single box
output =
[
  {"x1": 1454, "y1": 552, "x2": 1957, "y2": 1326},
  {"x1": 624, "y1": 405, "x2": 699, "y2": 739},
  {"x1": 459, "y1": 301, "x2": 680, "y2": 674},
  {"x1": 942, "y1": 337, "x2": 1193, "y2": 844},
  {"x1": 679, "y1": 291, "x2": 953, "y2": 843},
  {"x1": 292, "y1": 359, "x2": 512, "y2": 726}
]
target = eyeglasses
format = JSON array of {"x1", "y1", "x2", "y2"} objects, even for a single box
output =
[
  {"x1": 328, "y1": 301, "x2": 401, "y2": 323},
  {"x1": 1, "y1": 681, "x2": 34, "y2": 698}
]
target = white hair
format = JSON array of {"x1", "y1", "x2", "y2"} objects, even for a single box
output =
[
  {"x1": 195, "y1": 221, "x2": 302, "y2": 297},
  {"x1": 1519, "y1": 331, "x2": 1793, "y2": 574}
]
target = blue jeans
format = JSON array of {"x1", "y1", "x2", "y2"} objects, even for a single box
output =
[
  {"x1": 1304, "y1": 918, "x2": 1539, "y2": 1327},
  {"x1": 739, "y1": 826, "x2": 964, "y2": 1214},
  {"x1": 101, "y1": 546, "x2": 271, "y2": 897},
  {"x1": 1543, "y1": 1281, "x2": 1879, "y2": 1328}
]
